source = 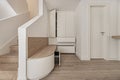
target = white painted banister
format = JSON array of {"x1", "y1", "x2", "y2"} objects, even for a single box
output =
[
  {"x1": 18, "y1": 28, "x2": 28, "y2": 80},
  {"x1": 18, "y1": 0, "x2": 43, "y2": 80}
]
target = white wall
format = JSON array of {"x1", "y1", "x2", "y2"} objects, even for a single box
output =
[
  {"x1": 118, "y1": 0, "x2": 120, "y2": 60},
  {"x1": 74, "y1": 7, "x2": 81, "y2": 58},
  {"x1": 109, "y1": 0, "x2": 118, "y2": 60},
  {"x1": 75, "y1": 0, "x2": 90, "y2": 60},
  {"x1": 27, "y1": 2, "x2": 49, "y2": 37},
  {"x1": 0, "y1": 12, "x2": 30, "y2": 55},
  {"x1": 0, "y1": 0, "x2": 16, "y2": 19},
  {"x1": 7, "y1": 0, "x2": 28, "y2": 14},
  {"x1": 75, "y1": 0, "x2": 119, "y2": 60}
]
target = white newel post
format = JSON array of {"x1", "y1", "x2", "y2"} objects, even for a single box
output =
[{"x1": 18, "y1": 28, "x2": 28, "y2": 80}]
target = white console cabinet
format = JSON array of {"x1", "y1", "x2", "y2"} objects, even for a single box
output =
[
  {"x1": 49, "y1": 10, "x2": 76, "y2": 53},
  {"x1": 57, "y1": 46, "x2": 75, "y2": 53},
  {"x1": 57, "y1": 38, "x2": 76, "y2": 53}
]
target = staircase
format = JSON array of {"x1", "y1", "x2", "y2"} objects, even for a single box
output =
[{"x1": 0, "y1": 45, "x2": 18, "y2": 80}]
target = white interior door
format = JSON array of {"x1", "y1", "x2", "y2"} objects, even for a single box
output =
[
  {"x1": 49, "y1": 10, "x2": 56, "y2": 37},
  {"x1": 90, "y1": 6, "x2": 108, "y2": 59}
]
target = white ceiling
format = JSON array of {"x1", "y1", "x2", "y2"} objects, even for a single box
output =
[{"x1": 45, "y1": 0, "x2": 81, "y2": 11}]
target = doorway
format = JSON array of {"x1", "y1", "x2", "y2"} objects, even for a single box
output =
[{"x1": 90, "y1": 5, "x2": 108, "y2": 59}]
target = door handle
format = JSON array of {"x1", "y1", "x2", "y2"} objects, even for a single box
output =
[{"x1": 101, "y1": 32, "x2": 105, "y2": 35}]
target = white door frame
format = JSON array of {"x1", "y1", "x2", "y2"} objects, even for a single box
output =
[
  {"x1": 88, "y1": 0, "x2": 112, "y2": 60},
  {"x1": 90, "y1": 5, "x2": 108, "y2": 59}
]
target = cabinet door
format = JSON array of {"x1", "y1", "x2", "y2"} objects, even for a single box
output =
[
  {"x1": 57, "y1": 11, "x2": 75, "y2": 38},
  {"x1": 49, "y1": 10, "x2": 56, "y2": 37},
  {"x1": 57, "y1": 11, "x2": 66, "y2": 37},
  {"x1": 65, "y1": 12, "x2": 75, "y2": 37}
]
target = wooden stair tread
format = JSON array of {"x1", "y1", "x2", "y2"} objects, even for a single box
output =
[
  {"x1": 0, "y1": 44, "x2": 18, "y2": 79},
  {"x1": 0, "y1": 71, "x2": 17, "y2": 80},
  {"x1": 0, "y1": 53, "x2": 18, "y2": 57},
  {"x1": 10, "y1": 45, "x2": 18, "y2": 47},
  {"x1": 0, "y1": 53, "x2": 18, "y2": 64},
  {"x1": 29, "y1": 45, "x2": 56, "y2": 59},
  {"x1": 0, "y1": 63, "x2": 18, "y2": 71}
]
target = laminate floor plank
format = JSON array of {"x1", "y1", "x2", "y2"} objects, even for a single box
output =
[{"x1": 42, "y1": 54, "x2": 120, "y2": 80}]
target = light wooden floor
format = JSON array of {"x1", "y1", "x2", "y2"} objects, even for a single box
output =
[
  {"x1": 0, "y1": 63, "x2": 17, "y2": 80},
  {"x1": 0, "y1": 52, "x2": 18, "y2": 80},
  {"x1": 42, "y1": 54, "x2": 120, "y2": 80}
]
